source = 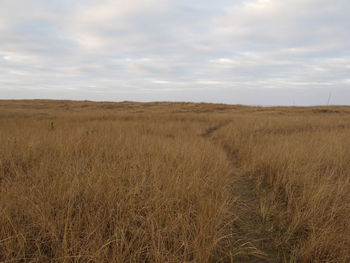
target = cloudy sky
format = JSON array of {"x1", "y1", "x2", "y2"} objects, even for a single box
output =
[{"x1": 0, "y1": 0, "x2": 349, "y2": 105}]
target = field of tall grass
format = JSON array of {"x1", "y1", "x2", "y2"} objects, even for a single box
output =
[
  {"x1": 213, "y1": 110, "x2": 350, "y2": 262},
  {"x1": 0, "y1": 100, "x2": 349, "y2": 262}
]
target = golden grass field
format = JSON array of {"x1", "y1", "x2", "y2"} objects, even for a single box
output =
[{"x1": 0, "y1": 100, "x2": 349, "y2": 263}]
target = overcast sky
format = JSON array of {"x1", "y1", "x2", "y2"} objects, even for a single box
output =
[{"x1": 0, "y1": 0, "x2": 349, "y2": 105}]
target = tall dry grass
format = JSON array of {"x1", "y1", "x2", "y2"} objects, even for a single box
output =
[
  {"x1": 0, "y1": 104, "x2": 235, "y2": 262},
  {"x1": 1, "y1": 100, "x2": 349, "y2": 262},
  {"x1": 214, "y1": 112, "x2": 350, "y2": 262}
]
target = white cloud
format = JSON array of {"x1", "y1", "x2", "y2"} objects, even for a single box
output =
[{"x1": 0, "y1": 0, "x2": 349, "y2": 105}]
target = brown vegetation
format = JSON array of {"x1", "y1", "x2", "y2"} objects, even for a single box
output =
[
  {"x1": 213, "y1": 112, "x2": 350, "y2": 263},
  {"x1": 0, "y1": 100, "x2": 349, "y2": 262}
]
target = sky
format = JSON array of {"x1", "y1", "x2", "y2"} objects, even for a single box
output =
[{"x1": 0, "y1": 0, "x2": 349, "y2": 105}]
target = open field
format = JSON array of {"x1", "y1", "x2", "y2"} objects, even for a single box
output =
[{"x1": 0, "y1": 100, "x2": 349, "y2": 262}]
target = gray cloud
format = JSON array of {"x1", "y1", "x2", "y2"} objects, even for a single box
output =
[{"x1": 0, "y1": 0, "x2": 349, "y2": 105}]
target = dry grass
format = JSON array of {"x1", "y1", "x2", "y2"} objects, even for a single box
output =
[
  {"x1": 0, "y1": 100, "x2": 349, "y2": 262},
  {"x1": 213, "y1": 111, "x2": 350, "y2": 262}
]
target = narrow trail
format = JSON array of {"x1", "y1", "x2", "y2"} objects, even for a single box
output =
[{"x1": 201, "y1": 122, "x2": 279, "y2": 263}]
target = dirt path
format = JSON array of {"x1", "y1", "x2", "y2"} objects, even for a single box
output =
[{"x1": 202, "y1": 123, "x2": 279, "y2": 263}]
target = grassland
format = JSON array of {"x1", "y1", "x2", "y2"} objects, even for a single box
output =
[{"x1": 0, "y1": 100, "x2": 349, "y2": 262}]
